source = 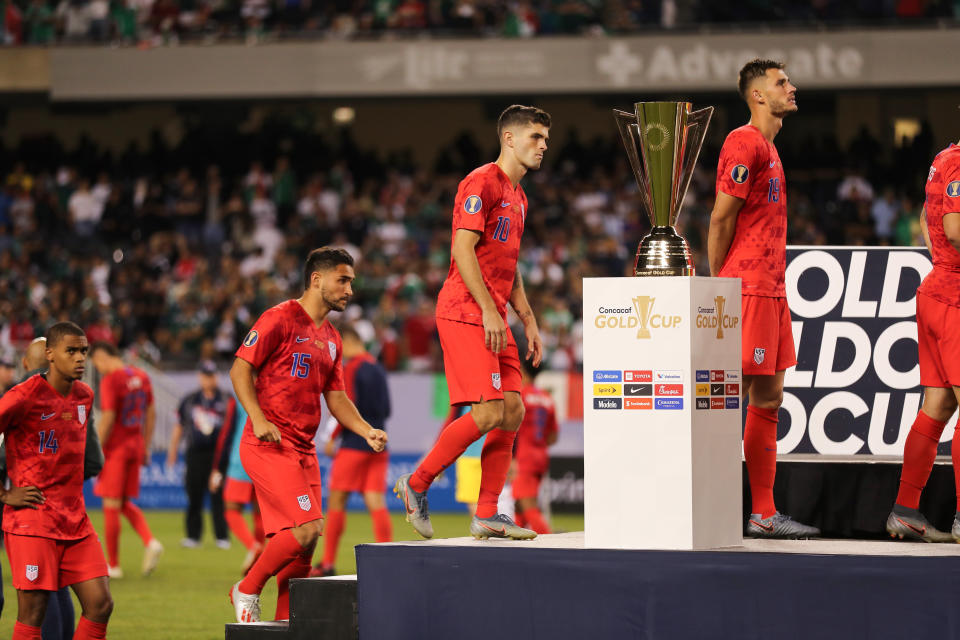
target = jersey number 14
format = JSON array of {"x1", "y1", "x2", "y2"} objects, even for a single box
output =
[{"x1": 38, "y1": 430, "x2": 59, "y2": 454}]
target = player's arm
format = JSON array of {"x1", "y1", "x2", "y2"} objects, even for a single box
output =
[
  {"x1": 166, "y1": 422, "x2": 183, "y2": 468},
  {"x1": 230, "y1": 357, "x2": 281, "y2": 443},
  {"x1": 323, "y1": 390, "x2": 387, "y2": 453},
  {"x1": 510, "y1": 266, "x2": 543, "y2": 367},
  {"x1": 0, "y1": 388, "x2": 45, "y2": 508},
  {"x1": 142, "y1": 401, "x2": 156, "y2": 466},
  {"x1": 546, "y1": 403, "x2": 559, "y2": 446},
  {"x1": 707, "y1": 191, "x2": 745, "y2": 276},
  {"x1": 920, "y1": 207, "x2": 933, "y2": 254},
  {"x1": 942, "y1": 210, "x2": 960, "y2": 253},
  {"x1": 452, "y1": 228, "x2": 507, "y2": 353},
  {"x1": 97, "y1": 408, "x2": 116, "y2": 444}
]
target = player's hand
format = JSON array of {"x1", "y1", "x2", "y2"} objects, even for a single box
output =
[
  {"x1": 165, "y1": 450, "x2": 177, "y2": 470},
  {"x1": 1, "y1": 486, "x2": 45, "y2": 509},
  {"x1": 209, "y1": 470, "x2": 223, "y2": 493},
  {"x1": 252, "y1": 418, "x2": 282, "y2": 443},
  {"x1": 523, "y1": 321, "x2": 543, "y2": 367},
  {"x1": 482, "y1": 308, "x2": 507, "y2": 353},
  {"x1": 365, "y1": 428, "x2": 387, "y2": 453},
  {"x1": 324, "y1": 439, "x2": 336, "y2": 458}
]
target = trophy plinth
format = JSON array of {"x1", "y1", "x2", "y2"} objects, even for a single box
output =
[
  {"x1": 634, "y1": 226, "x2": 694, "y2": 277},
  {"x1": 614, "y1": 101, "x2": 713, "y2": 277}
]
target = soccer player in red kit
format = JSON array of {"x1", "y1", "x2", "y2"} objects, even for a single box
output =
[
  {"x1": 513, "y1": 360, "x2": 558, "y2": 535},
  {"x1": 89, "y1": 342, "x2": 163, "y2": 578},
  {"x1": 394, "y1": 104, "x2": 549, "y2": 541},
  {"x1": 708, "y1": 59, "x2": 819, "y2": 539},
  {"x1": 229, "y1": 247, "x2": 387, "y2": 624},
  {"x1": 885, "y1": 139, "x2": 960, "y2": 542},
  {"x1": 0, "y1": 322, "x2": 113, "y2": 640}
]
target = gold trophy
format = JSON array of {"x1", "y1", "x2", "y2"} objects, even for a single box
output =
[{"x1": 614, "y1": 102, "x2": 714, "y2": 276}]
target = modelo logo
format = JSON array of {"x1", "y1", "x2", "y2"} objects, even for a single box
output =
[
  {"x1": 593, "y1": 398, "x2": 622, "y2": 410},
  {"x1": 593, "y1": 296, "x2": 682, "y2": 339},
  {"x1": 695, "y1": 295, "x2": 740, "y2": 339}
]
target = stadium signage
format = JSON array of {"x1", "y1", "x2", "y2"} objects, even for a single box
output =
[
  {"x1": 592, "y1": 299, "x2": 682, "y2": 338},
  {"x1": 781, "y1": 247, "x2": 934, "y2": 456},
  {"x1": 695, "y1": 295, "x2": 740, "y2": 338}
]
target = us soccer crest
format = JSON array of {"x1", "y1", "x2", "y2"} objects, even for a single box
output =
[
  {"x1": 754, "y1": 347, "x2": 765, "y2": 365},
  {"x1": 491, "y1": 373, "x2": 502, "y2": 390},
  {"x1": 26, "y1": 565, "x2": 38, "y2": 582},
  {"x1": 297, "y1": 495, "x2": 312, "y2": 511},
  {"x1": 78, "y1": 405, "x2": 86, "y2": 425},
  {"x1": 328, "y1": 341, "x2": 337, "y2": 361}
]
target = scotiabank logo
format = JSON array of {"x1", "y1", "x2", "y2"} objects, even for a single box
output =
[
  {"x1": 655, "y1": 384, "x2": 683, "y2": 396},
  {"x1": 624, "y1": 370, "x2": 652, "y2": 383},
  {"x1": 624, "y1": 398, "x2": 652, "y2": 410},
  {"x1": 695, "y1": 295, "x2": 739, "y2": 339},
  {"x1": 594, "y1": 398, "x2": 622, "y2": 410},
  {"x1": 593, "y1": 298, "x2": 682, "y2": 339},
  {"x1": 711, "y1": 398, "x2": 725, "y2": 409}
]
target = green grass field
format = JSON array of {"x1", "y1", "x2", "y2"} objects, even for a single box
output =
[{"x1": 0, "y1": 509, "x2": 584, "y2": 639}]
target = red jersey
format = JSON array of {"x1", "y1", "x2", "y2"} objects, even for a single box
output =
[
  {"x1": 918, "y1": 144, "x2": 960, "y2": 308},
  {"x1": 436, "y1": 163, "x2": 527, "y2": 324},
  {"x1": 99, "y1": 365, "x2": 152, "y2": 454},
  {"x1": 0, "y1": 375, "x2": 95, "y2": 540},
  {"x1": 235, "y1": 299, "x2": 345, "y2": 453},
  {"x1": 516, "y1": 384, "x2": 558, "y2": 475},
  {"x1": 715, "y1": 124, "x2": 788, "y2": 297}
]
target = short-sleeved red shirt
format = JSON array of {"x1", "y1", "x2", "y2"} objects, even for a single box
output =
[
  {"x1": 99, "y1": 366, "x2": 152, "y2": 454},
  {"x1": 516, "y1": 384, "x2": 558, "y2": 475},
  {"x1": 918, "y1": 144, "x2": 960, "y2": 308},
  {"x1": 436, "y1": 163, "x2": 528, "y2": 324},
  {"x1": 715, "y1": 125, "x2": 788, "y2": 297},
  {"x1": 235, "y1": 300, "x2": 345, "y2": 453},
  {"x1": 0, "y1": 375, "x2": 95, "y2": 540}
]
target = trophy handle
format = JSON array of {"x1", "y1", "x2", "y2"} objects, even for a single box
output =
[
  {"x1": 613, "y1": 109, "x2": 654, "y2": 218},
  {"x1": 674, "y1": 105, "x2": 714, "y2": 216}
]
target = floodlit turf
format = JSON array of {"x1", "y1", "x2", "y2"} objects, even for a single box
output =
[{"x1": 0, "y1": 509, "x2": 584, "y2": 639}]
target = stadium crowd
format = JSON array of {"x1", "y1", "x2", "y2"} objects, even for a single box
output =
[
  {"x1": 0, "y1": 0, "x2": 958, "y2": 46},
  {"x1": 0, "y1": 117, "x2": 931, "y2": 371}
]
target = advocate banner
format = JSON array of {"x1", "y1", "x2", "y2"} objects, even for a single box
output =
[{"x1": 781, "y1": 246, "x2": 944, "y2": 457}]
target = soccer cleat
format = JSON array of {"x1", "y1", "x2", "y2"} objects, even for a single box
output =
[
  {"x1": 230, "y1": 581, "x2": 261, "y2": 624},
  {"x1": 746, "y1": 512, "x2": 820, "y2": 539},
  {"x1": 886, "y1": 508, "x2": 953, "y2": 543},
  {"x1": 180, "y1": 537, "x2": 200, "y2": 549},
  {"x1": 142, "y1": 538, "x2": 164, "y2": 576},
  {"x1": 469, "y1": 514, "x2": 537, "y2": 540},
  {"x1": 308, "y1": 563, "x2": 336, "y2": 578},
  {"x1": 953, "y1": 513, "x2": 960, "y2": 543},
  {"x1": 241, "y1": 543, "x2": 263, "y2": 576},
  {"x1": 216, "y1": 539, "x2": 231, "y2": 550},
  {"x1": 107, "y1": 565, "x2": 124, "y2": 579},
  {"x1": 393, "y1": 473, "x2": 433, "y2": 539}
]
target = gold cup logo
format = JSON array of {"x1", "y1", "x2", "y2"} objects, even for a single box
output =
[
  {"x1": 714, "y1": 295, "x2": 726, "y2": 339},
  {"x1": 632, "y1": 295, "x2": 654, "y2": 339}
]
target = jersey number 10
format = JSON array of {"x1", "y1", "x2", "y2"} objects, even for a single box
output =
[{"x1": 493, "y1": 216, "x2": 511, "y2": 243}]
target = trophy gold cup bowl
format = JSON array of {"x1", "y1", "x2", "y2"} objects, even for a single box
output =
[{"x1": 614, "y1": 101, "x2": 714, "y2": 277}]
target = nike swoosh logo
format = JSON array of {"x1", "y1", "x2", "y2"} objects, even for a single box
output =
[
  {"x1": 629, "y1": 387, "x2": 641, "y2": 393},
  {"x1": 41, "y1": 412, "x2": 56, "y2": 420},
  {"x1": 769, "y1": 161, "x2": 776, "y2": 167},
  {"x1": 750, "y1": 519, "x2": 773, "y2": 531},
  {"x1": 295, "y1": 337, "x2": 309, "y2": 343},
  {"x1": 500, "y1": 202, "x2": 511, "y2": 207},
  {"x1": 480, "y1": 522, "x2": 506, "y2": 535},
  {"x1": 896, "y1": 517, "x2": 925, "y2": 536}
]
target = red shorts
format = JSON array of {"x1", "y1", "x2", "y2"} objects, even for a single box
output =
[
  {"x1": 741, "y1": 295, "x2": 797, "y2": 376},
  {"x1": 917, "y1": 292, "x2": 960, "y2": 388},
  {"x1": 437, "y1": 318, "x2": 522, "y2": 405},
  {"x1": 94, "y1": 446, "x2": 141, "y2": 499},
  {"x1": 329, "y1": 448, "x2": 389, "y2": 493},
  {"x1": 512, "y1": 469, "x2": 544, "y2": 500},
  {"x1": 223, "y1": 478, "x2": 255, "y2": 505},
  {"x1": 240, "y1": 440, "x2": 323, "y2": 536},
  {"x1": 5, "y1": 531, "x2": 107, "y2": 591}
]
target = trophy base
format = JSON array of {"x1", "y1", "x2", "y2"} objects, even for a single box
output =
[{"x1": 634, "y1": 226, "x2": 695, "y2": 277}]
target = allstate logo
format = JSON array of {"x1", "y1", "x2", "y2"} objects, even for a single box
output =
[
  {"x1": 731, "y1": 164, "x2": 749, "y2": 184},
  {"x1": 463, "y1": 195, "x2": 483, "y2": 214},
  {"x1": 947, "y1": 180, "x2": 960, "y2": 198}
]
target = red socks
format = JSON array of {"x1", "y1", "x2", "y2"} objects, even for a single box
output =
[
  {"x1": 12, "y1": 622, "x2": 41, "y2": 640},
  {"x1": 411, "y1": 412, "x2": 482, "y2": 493},
  {"x1": 321, "y1": 509, "x2": 345, "y2": 568},
  {"x1": 896, "y1": 410, "x2": 948, "y2": 509},
  {"x1": 476, "y1": 429, "x2": 518, "y2": 519},
  {"x1": 103, "y1": 506, "x2": 121, "y2": 567},
  {"x1": 521, "y1": 507, "x2": 551, "y2": 534},
  {"x1": 239, "y1": 529, "x2": 306, "y2": 595},
  {"x1": 122, "y1": 501, "x2": 154, "y2": 546},
  {"x1": 225, "y1": 507, "x2": 258, "y2": 551},
  {"x1": 743, "y1": 405, "x2": 779, "y2": 518},
  {"x1": 74, "y1": 617, "x2": 108, "y2": 640},
  {"x1": 274, "y1": 547, "x2": 312, "y2": 620},
  {"x1": 371, "y1": 507, "x2": 393, "y2": 543}
]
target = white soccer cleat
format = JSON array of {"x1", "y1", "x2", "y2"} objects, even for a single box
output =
[
  {"x1": 230, "y1": 581, "x2": 261, "y2": 623},
  {"x1": 107, "y1": 565, "x2": 124, "y2": 579},
  {"x1": 142, "y1": 538, "x2": 164, "y2": 576}
]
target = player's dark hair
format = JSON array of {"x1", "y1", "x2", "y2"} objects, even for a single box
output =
[
  {"x1": 340, "y1": 325, "x2": 361, "y2": 342},
  {"x1": 520, "y1": 355, "x2": 539, "y2": 379},
  {"x1": 497, "y1": 105, "x2": 552, "y2": 138},
  {"x1": 303, "y1": 247, "x2": 355, "y2": 289},
  {"x1": 46, "y1": 322, "x2": 86, "y2": 348},
  {"x1": 89, "y1": 341, "x2": 120, "y2": 357},
  {"x1": 738, "y1": 59, "x2": 785, "y2": 101}
]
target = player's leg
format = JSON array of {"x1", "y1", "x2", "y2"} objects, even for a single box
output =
[
  {"x1": 40, "y1": 586, "x2": 74, "y2": 640},
  {"x1": 210, "y1": 469, "x2": 230, "y2": 547},
  {"x1": 318, "y1": 488, "x2": 349, "y2": 576},
  {"x1": 184, "y1": 447, "x2": 206, "y2": 545},
  {"x1": 515, "y1": 471, "x2": 551, "y2": 534},
  {"x1": 742, "y1": 369, "x2": 785, "y2": 519},
  {"x1": 950, "y1": 385, "x2": 960, "y2": 541},
  {"x1": 275, "y1": 455, "x2": 325, "y2": 620},
  {"x1": 364, "y1": 451, "x2": 392, "y2": 543},
  {"x1": 95, "y1": 451, "x2": 125, "y2": 575},
  {"x1": 14, "y1": 591, "x2": 51, "y2": 639},
  {"x1": 70, "y1": 577, "x2": 113, "y2": 640},
  {"x1": 117, "y1": 450, "x2": 163, "y2": 573},
  {"x1": 224, "y1": 480, "x2": 260, "y2": 573}
]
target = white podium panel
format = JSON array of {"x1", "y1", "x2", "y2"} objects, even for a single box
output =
[{"x1": 583, "y1": 276, "x2": 742, "y2": 550}]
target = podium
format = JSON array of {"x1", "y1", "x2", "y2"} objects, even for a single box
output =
[{"x1": 583, "y1": 276, "x2": 743, "y2": 550}]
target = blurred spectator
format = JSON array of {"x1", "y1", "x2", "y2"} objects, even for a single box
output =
[{"x1": 871, "y1": 187, "x2": 899, "y2": 243}]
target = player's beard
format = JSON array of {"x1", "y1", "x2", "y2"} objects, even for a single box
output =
[
  {"x1": 770, "y1": 98, "x2": 797, "y2": 118},
  {"x1": 321, "y1": 287, "x2": 349, "y2": 312}
]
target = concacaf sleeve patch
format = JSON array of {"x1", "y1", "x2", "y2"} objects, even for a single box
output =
[
  {"x1": 463, "y1": 195, "x2": 483, "y2": 214},
  {"x1": 731, "y1": 164, "x2": 749, "y2": 184}
]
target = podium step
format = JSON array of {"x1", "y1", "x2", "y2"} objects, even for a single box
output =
[
  {"x1": 288, "y1": 575, "x2": 358, "y2": 640},
  {"x1": 225, "y1": 621, "x2": 289, "y2": 640}
]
